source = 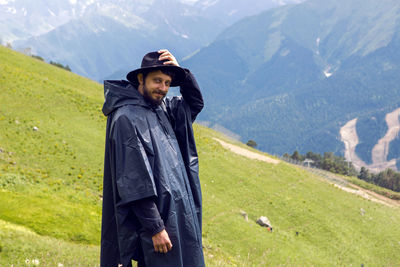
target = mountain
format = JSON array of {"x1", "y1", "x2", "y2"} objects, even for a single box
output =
[
  {"x1": 1, "y1": 45, "x2": 400, "y2": 265},
  {"x1": 183, "y1": 0, "x2": 400, "y2": 172},
  {"x1": 1, "y1": 0, "x2": 303, "y2": 81}
]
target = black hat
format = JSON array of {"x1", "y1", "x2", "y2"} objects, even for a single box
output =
[{"x1": 126, "y1": 51, "x2": 186, "y2": 87}]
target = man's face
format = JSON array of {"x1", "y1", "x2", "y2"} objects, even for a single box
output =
[{"x1": 138, "y1": 70, "x2": 172, "y2": 106}]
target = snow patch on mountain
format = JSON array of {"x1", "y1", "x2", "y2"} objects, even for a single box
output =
[
  {"x1": 0, "y1": 0, "x2": 14, "y2": 5},
  {"x1": 47, "y1": 8, "x2": 55, "y2": 16},
  {"x1": 228, "y1": 9, "x2": 238, "y2": 16},
  {"x1": 324, "y1": 66, "x2": 333, "y2": 78},
  {"x1": 179, "y1": 0, "x2": 199, "y2": 4},
  {"x1": 6, "y1": 7, "x2": 16, "y2": 14},
  {"x1": 201, "y1": 0, "x2": 218, "y2": 8}
]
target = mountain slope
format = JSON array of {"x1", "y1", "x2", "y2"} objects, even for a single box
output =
[
  {"x1": 4, "y1": 0, "x2": 305, "y2": 82},
  {"x1": 183, "y1": 0, "x2": 400, "y2": 169},
  {"x1": 1, "y1": 46, "x2": 400, "y2": 266}
]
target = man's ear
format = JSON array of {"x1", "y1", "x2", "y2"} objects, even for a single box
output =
[{"x1": 137, "y1": 73, "x2": 143, "y2": 85}]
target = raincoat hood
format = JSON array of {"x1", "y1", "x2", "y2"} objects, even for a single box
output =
[{"x1": 102, "y1": 80, "x2": 148, "y2": 116}]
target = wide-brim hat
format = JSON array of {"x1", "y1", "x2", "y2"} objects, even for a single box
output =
[{"x1": 126, "y1": 51, "x2": 186, "y2": 87}]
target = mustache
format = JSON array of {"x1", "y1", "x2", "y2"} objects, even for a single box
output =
[{"x1": 154, "y1": 90, "x2": 166, "y2": 96}]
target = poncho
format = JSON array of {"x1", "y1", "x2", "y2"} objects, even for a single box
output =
[{"x1": 100, "y1": 70, "x2": 205, "y2": 267}]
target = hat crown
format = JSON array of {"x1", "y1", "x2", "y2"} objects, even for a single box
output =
[{"x1": 141, "y1": 52, "x2": 166, "y2": 68}]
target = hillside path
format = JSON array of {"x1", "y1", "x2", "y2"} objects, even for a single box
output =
[
  {"x1": 213, "y1": 138, "x2": 280, "y2": 164},
  {"x1": 334, "y1": 184, "x2": 400, "y2": 208},
  {"x1": 303, "y1": 167, "x2": 400, "y2": 208},
  {"x1": 213, "y1": 138, "x2": 399, "y2": 208}
]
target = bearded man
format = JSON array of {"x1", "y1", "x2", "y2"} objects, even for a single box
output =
[{"x1": 100, "y1": 50, "x2": 205, "y2": 267}]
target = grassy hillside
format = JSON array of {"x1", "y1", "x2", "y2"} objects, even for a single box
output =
[{"x1": 1, "y1": 45, "x2": 400, "y2": 266}]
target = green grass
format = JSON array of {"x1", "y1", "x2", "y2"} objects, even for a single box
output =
[
  {"x1": 0, "y1": 219, "x2": 99, "y2": 266},
  {"x1": 1, "y1": 45, "x2": 400, "y2": 266}
]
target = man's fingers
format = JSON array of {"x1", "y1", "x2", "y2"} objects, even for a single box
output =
[
  {"x1": 159, "y1": 55, "x2": 172, "y2": 61},
  {"x1": 166, "y1": 240, "x2": 173, "y2": 251},
  {"x1": 155, "y1": 244, "x2": 168, "y2": 253},
  {"x1": 152, "y1": 229, "x2": 173, "y2": 253},
  {"x1": 163, "y1": 60, "x2": 175, "y2": 65},
  {"x1": 159, "y1": 54, "x2": 174, "y2": 61},
  {"x1": 158, "y1": 50, "x2": 179, "y2": 66},
  {"x1": 158, "y1": 52, "x2": 171, "y2": 60}
]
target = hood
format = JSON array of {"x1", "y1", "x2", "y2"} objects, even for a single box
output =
[{"x1": 102, "y1": 80, "x2": 149, "y2": 116}]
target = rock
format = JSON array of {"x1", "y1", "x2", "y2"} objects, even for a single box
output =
[
  {"x1": 360, "y1": 208, "x2": 366, "y2": 216},
  {"x1": 240, "y1": 210, "x2": 248, "y2": 222},
  {"x1": 33, "y1": 126, "x2": 39, "y2": 131},
  {"x1": 257, "y1": 216, "x2": 273, "y2": 231}
]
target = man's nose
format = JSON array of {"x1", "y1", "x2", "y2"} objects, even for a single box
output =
[{"x1": 160, "y1": 83, "x2": 169, "y2": 92}]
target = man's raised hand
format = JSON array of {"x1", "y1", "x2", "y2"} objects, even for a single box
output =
[{"x1": 158, "y1": 49, "x2": 180, "y2": 67}]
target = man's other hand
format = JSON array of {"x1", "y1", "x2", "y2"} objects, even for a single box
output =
[
  {"x1": 152, "y1": 229, "x2": 173, "y2": 253},
  {"x1": 158, "y1": 49, "x2": 179, "y2": 67}
]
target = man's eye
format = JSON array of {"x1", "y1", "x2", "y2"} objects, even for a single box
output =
[
  {"x1": 165, "y1": 82, "x2": 171, "y2": 86},
  {"x1": 154, "y1": 78, "x2": 161, "y2": 83}
]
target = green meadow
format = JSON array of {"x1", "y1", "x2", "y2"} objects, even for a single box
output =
[{"x1": 0, "y1": 45, "x2": 400, "y2": 266}]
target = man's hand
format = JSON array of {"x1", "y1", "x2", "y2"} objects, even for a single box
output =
[
  {"x1": 152, "y1": 229, "x2": 173, "y2": 253},
  {"x1": 158, "y1": 49, "x2": 179, "y2": 67}
]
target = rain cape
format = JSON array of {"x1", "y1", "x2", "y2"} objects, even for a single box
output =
[{"x1": 100, "y1": 70, "x2": 204, "y2": 267}]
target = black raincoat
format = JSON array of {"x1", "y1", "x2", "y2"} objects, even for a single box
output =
[{"x1": 100, "y1": 69, "x2": 205, "y2": 267}]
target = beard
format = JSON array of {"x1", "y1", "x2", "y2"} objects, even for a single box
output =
[{"x1": 141, "y1": 84, "x2": 166, "y2": 106}]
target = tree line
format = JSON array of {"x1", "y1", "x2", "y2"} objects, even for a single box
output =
[
  {"x1": 284, "y1": 150, "x2": 400, "y2": 193},
  {"x1": 358, "y1": 167, "x2": 400, "y2": 192},
  {"x1": 32, "y1": 54, "x2": 71, "y2": 72}
]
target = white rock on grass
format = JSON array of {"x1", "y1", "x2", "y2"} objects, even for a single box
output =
[
  {"x1": 360, "y1": 208, "x2": 366, "y2": 216},
  {"x1": 257, "y1": 216, "x2": 273, "y2": 231}
]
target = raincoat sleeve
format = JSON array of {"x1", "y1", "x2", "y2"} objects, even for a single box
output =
[
  {"x1": 167, "y1": 68, "x2": 204, "y2": 122},
  {"x1": 111, "y1": 114, "x2": 157, "y2": 206},
  {"x1": 131, "y1": 198, "x2": 165, "y2": 236}
]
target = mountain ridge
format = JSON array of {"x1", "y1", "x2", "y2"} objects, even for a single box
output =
[
  {"x1": 3, "y1": 0, "x2": 304, "y2": 81},
  {"x1": 183, "y1": 0, "x2": 400, "y2": 172}
]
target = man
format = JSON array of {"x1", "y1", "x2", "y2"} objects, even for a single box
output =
[{"x1": 101, "y1": 50, "x2": 205, "y2": 267}]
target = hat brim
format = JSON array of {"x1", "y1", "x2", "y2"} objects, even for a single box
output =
[{"x1": 126, "y1": 65, "x2": 186, "y2": 87}]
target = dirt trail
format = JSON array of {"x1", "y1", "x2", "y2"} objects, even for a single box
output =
[
  {"x1": 213, "y1": 138, "x2": 399, "y2": 208},
  {"x1": 371, "y1": 108, "x2": 400, "y2": 165},
  {"x1": 340, "y1": 108, "x2": 400, "y2": 172},
  {"x1": 340, "y1": 118, "x2": 365, "y2": 169},
  {"x1": 334, "y1": 183, "x2": 399, "y2": 208},
  {"x1": 213, "y1": 138, "x2": 280, "y2": 164},
  {"x1": 350, "y1": 184, "x2": 400, "y2": 207}
]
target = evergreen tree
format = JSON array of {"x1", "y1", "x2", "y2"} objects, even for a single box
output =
[
  {"x1": 291, "y1": 150, "x2": 302, "y2": 161},
  {"x1": 246, "y1": 140, "x2": 257, "y2": 148}
]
